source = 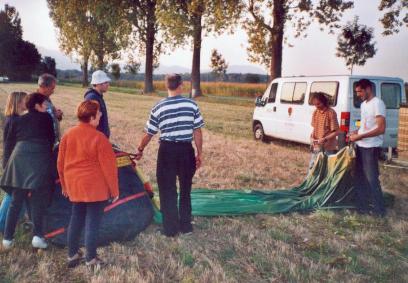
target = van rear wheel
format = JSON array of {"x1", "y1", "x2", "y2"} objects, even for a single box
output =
[{"x1": 253, "y1": 123, "x2": 268, "y2": 142}]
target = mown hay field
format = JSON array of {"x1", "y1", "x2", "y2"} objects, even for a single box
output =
[
  {"x1": 109, "y1": 80, "x2": 266, "y2": 98},
  {"x1": 0, "y1": 83, "x2": 407, "y2": 283}
]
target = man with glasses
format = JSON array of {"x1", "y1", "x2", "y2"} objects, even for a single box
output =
[
  {"x1": 350, "y1": 78, "x2": 386, "y2": 217},
  {"x1": 84, "y1": 70, "x2": 111, "y2": 138}
]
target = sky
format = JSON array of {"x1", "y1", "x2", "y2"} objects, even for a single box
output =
[{"x1": 2, "y1": 0, "x2": 408, "y2": 80}]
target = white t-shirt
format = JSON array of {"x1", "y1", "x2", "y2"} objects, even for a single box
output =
[{"x1": 356, "y1": 96, "x2": 386, "y2": 148}]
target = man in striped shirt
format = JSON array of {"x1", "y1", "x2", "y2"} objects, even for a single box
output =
[{"x1": 135, "y1": 74, "x2": 204, "y2": 237}]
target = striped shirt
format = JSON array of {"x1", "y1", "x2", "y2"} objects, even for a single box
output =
[{"x1": 145, "y1": 95, "x2": 204, "y2": 142}]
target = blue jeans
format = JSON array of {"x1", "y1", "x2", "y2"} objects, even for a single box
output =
[
  {"x1": 0, "y1": 194, "x2": 12, "y2": 233},
  {"x1": 355, "y1": 146, "x2": 385, "y2": 216},
  {"x1": 4, "y1": 189, "x2": 46, "y2": 240},
  {"x1": 0, "y1": 194, "x2": 29, "y2": 234},
  {"x1": 67, "y1": 201, "x2": 105, "y2": 261}
]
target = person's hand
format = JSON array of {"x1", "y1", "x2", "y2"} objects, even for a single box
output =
[
  {"x1": 135, "y1": 150, "x2": 143, "y2": 160},
  {"x1": 349, "y1": 133, "x2": 361, "y2": 142},
  {"x1": 111, "y1": 196, "x2": 119, "y2": 203},
  {"x1": 317, "y1": 138, "x2": 326, "y2": 145},
  {"x1": 195, "y1": 154, "x2": 202, "y2": 169},
  {"x1": 62, "y1": 190, "x2": 68, "y2": 198},
  {"x1": 56, "y1": 109, "x2": 63, "y2": 121}
]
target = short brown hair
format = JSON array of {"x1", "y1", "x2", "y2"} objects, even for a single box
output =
[
  {"x1": 355, "y1": 78, "x2": 372, "y2": 90},
  {"x1": 165, "y1": 73, "x2": 182, "y2": 91},
  {"x1": 311, "y1": 92, "x2": 329, "y2": 107},
  {"x1": 77, "y1": 100, "x2": 100, "y2": 123},
  {"x1": 26, "y1": 92, "x2": 47, "y2": 112}
]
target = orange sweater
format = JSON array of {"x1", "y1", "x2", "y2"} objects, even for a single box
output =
[{"x1": 57, "y1": 123, "x2": 119, "y2": 202}]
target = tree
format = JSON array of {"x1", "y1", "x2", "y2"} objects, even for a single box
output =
[
  {"x1": 210, "y1": 49, "x2": 228, "y2": 81},
  {"x1": 379, "y1": 0, "x2": 408, "y2": 35},
  {"x1": 0, "y1": 4, "x2": 41, "y2": 81},
  {"x1": 158, "y1": 0, "x2": 244, "y2": 97},
  {"x1": 48, "y1": 0, "x2": 131, "y2": 86},
  {"x1": 244, "y1": 0, "x2": 353, "y2": 81},
  {"x1": 39, "y1": 56, "x2": 57, "y2": 77},
  {"x1": 336, "y1": 17, "x2": 376, "y2": 74},
  {"x1": 124, "y1": 0, "x2": 162, "y2": 93},
  {"x1": 124, "y1": 55, "x2": 141, "y2": 75},
  {"x1": 110, "y1": 63, "x2": 121, "y2": 80}
]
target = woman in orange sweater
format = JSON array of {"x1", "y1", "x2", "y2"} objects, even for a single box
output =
[{"x1": 57, "y1": 100, "x2": 119, "y2": 268}]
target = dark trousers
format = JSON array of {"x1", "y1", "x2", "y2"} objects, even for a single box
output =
[
  {"x1": 157, "y1": 141, "x2": 196, "y2": 236},
  {"x1": 67, "y1": 201, "x2": 105, "y2": 261},
  {"x1": 355, "y1": 146, "x2": 385, "y2": 216},
  {"x1": 4, "y1": 188, "x2": 47, "y2": 240}
]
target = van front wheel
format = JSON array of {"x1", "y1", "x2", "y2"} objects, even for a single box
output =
[{"x1": 253, "y1": 123, "x2": 268, "y2": 142}]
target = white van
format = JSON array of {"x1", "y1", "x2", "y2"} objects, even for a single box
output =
[{"x1": 252, "y1": 75, "x2": 406, "y2": 148}]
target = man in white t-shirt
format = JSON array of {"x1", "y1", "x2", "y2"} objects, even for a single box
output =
[{"x1": 350, "y1": 79, "x2": 386, "y2": 217}]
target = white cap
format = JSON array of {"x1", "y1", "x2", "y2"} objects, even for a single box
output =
[{"x1": 91, "y1": 70, "x2": 111, "y2": 85}]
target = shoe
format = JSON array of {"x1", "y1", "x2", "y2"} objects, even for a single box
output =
[
  {"x1": 32, "y1": 236, "x2": 48, "y2": 249},
  {"x1": 2, "y1": 239, "x2": 13, "y2": 250},
  {"x1": 67, "y1": 250, "x2": 84, "y2": 268},
  {"x1": 156, "y1": 228, "x2": 178, "y2": 237},
  {"x1": 86, "y1": 256, "x2": 106, "y2": 270}
]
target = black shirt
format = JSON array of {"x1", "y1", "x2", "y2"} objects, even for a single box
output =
[
  {"x1": 2, "y1": 114, "x2": 18, "y2": 168},
  {"x1": 4, "y1": 111, "x2": 55, "y2": 158}
]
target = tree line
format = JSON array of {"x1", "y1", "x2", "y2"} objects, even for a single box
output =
[
  {"x1": 1, "y1": 1, "x2": 407, "y2": 95},
  {"x1": 0, "y1": 5, "x2": 58, "y2": 80}
]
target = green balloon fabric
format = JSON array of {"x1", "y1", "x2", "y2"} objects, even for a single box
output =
[{"x1": 153, "y1": 146, "x2": 357, "y2": 222}]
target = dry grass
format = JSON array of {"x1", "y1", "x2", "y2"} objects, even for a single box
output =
[
  {"x1": 110, "y1": 80, "x2": 266, "y2": 98},
  {"x1": 0, "y1": 83, "x2": 407, "y2": 283}
]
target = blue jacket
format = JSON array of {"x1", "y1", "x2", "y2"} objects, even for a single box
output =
[{"x1": 84, "y1": 88, "x2": 110, "y2": 138}]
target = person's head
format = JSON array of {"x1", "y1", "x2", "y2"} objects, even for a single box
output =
[
  {"x1": 77, "y1": 100, "x2": 101, "y2": 127},
  {"x1": 26, "y1": 92, "x2": 47, "y2": 113},
  {"x1": 38, "y1": 73, "x2": 57, "y2": 97},
  {"x1": 165, "y1": 73, "x2": 183, "y2": 95},
  {"x1": 91, "y1": 70, "x2": 111, "y2": 94},
  {"x1": 311, "y1": 92, "x2": 329, "y2": 110},
  {"x1": 4, "y1": 91, "x2": 27, "y2": 116},
  {"x1": 355, "y1": 78, "x2": 373, "y2": 101}
]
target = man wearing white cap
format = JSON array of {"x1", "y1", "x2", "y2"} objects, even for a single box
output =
[{"x1": 84, "y1": 70, "x2": 111, "y2": 138}]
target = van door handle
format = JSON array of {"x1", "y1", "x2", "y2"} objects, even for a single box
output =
[{"x1": 273, "y1": 106, "x2": 276, "y2": 112}]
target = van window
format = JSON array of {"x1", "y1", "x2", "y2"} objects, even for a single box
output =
[
  {"x1": 293, "y1": 83, "x2": 307, "y2": 104},
  {"x1": 268, "y1": 83, "x2": 278, "y2": 103},
  {"x1": 353, "y1": 81, "x2": 376, "y2": 108},
  {"x1": 280, "y1": 82, "x2": 306, "y2": 104},
  {"x1": 308, "y1": 82, "x2": 339, "y2": 106},
  {"x1": 381, "y1": 83, "x2": 401, "y2": 109}
]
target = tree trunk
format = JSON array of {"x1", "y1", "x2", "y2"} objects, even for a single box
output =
[
  {"x1": 191, "y1": 13, "x2": 202, "y2": 98},
  {"x1": 81, "y1": 55, "x2": 89, "y2": 87},
  {"x1": 144, "y1": 0, "x2": 156, "y2": 94},
  {"x1": 269, "y1": 0, "x2": 285, "y2": 81},
  {"x1": 97, "y1": 52, "x2": 104, "y2": 70}
]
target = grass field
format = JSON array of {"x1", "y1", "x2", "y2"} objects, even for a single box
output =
[{"x1": 0, "y1": 83, "x2": 407, "y2": 283}]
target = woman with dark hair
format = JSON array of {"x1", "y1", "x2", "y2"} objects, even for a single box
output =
[
  {"x1": 309, "y1": 92, "x2": 340, "y2": 171},
  {"x1": 1, "y1": 92, "x2": 55, "y2": 250},
  {"x1": 58, "y1": 100, "x2": 118, "y2": 268}
]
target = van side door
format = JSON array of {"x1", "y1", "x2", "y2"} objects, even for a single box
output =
[{"x1": 381, "y1": 82, "x2": 402, "y2": 148}]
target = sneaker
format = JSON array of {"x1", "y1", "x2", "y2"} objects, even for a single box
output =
[
  {"x1": 67, "y1": 250, "x2": 84, "y2": 268},
  {"x1": 32, "y1": 236, "x2": 48, "y2": 249},
  {"x1": 2, "y1": 239, "x2": 13, "y2": 250},
  {"x1": 86, "y1": 256, "x2": 106, "y2": 270}
]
